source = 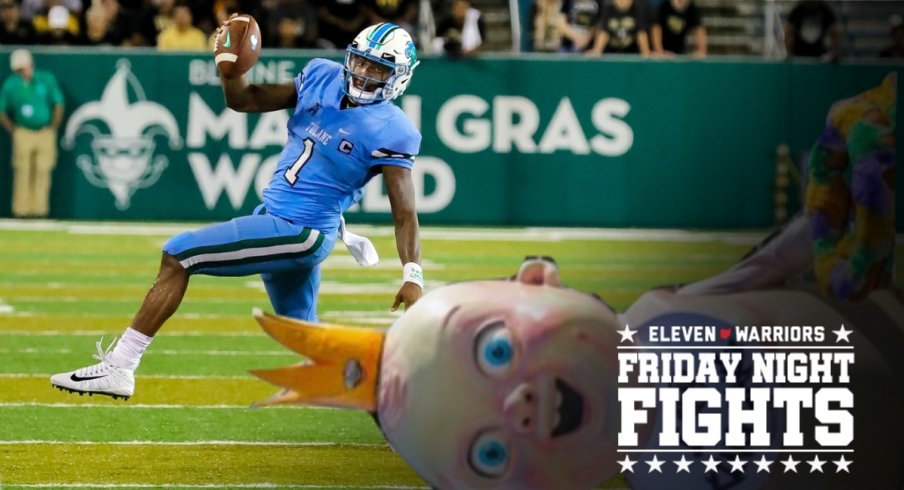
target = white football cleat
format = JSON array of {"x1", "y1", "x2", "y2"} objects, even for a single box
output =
[{"x1": 50, "y1": 337, "x2": 135, "y2": 400}]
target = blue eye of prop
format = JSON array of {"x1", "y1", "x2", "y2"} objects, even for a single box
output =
[
  {"x1": 468, "y1": 432, "x2": 510, "y2": 478},
  {"x1": 484, "y1": 339, "x2": 512, "y2": 366},
  {"x1": 479, "y1": 441, "x2": 507, "y2": 466},
  {"x1": 475, "y1": 322, "x2": 515, "y2": 376}
]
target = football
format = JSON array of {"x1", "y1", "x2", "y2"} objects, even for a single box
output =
[{"x1": 214, "y1": 14, "x2": 262, "y2": 80}]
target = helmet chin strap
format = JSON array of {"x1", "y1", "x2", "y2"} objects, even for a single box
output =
[
  {"x1": 348, "y1": 85, "x2": 377, "y2": 104},
  {"x1": 347, "y1": 79, "x2": 385, "y2": 105}
]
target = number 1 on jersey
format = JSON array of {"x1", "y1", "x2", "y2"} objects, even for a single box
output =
[{"x1": 284, "y1": 138, "x2": 315, "y2": 185}]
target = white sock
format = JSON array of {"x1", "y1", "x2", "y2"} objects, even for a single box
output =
[{"x1": 107, "y1": 327, "x2": 153, "y2": 371}]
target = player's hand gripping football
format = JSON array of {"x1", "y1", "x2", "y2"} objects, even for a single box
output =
[
  {"x1": 213, "y1": 13, "x2": 238, "y2": 50},
  {"x1": 392, "y1": 282, "x2": 422, "y2": 311},
  {"x1": 213, "y1": 13, "x2": 261, "y2": 79}
]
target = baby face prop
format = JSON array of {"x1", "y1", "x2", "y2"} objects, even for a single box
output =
[{"x1": 250, "y1": 259, "x2": 623, "y2": 489}]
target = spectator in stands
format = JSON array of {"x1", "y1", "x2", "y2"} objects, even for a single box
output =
[
  {"x1": 20, "y1": 0, "x2": 82, "y2": 19},
  {"x1": 129, "y1": 0, "x2": 177, "y2": 47},
  {"x1": 784, "y1": 0, "x2": 840, "y2": 61},
  {"x1": 433, "y1": 0, "x2": 485, "y2": 59},
  {"x1": 879, "y1": 20, "x2": 904, "y2": 58},
  {"x1": 82, "y1": 5, "x2": 122, "y2": 45},
  {"x1": 362, "y1": 0, "x2": 417, "y2": 35},
  {"x1": 210, "y1": 0, "x2": 265, "y2": 37},
  {"x1": 96, "y1": 0, "x2": 135, "y2": 46},
  {"x1": 118, "y1": 0, "x2": 142, "y2": 10},
  {"x1": 314, "y1": 0, "x2": 365, "y2": 49},
  {"x1": 533, "y1": 0, "x2": 562, "y2": 52},
  {"x1": 652, "y1": 0, "x2": 706, "y2": 58},
  {"x1": 0, "y1": 0, "x2": 37, "y2": 44},
  {"x1": 34, "y1": 2, "x2": 80, "y2": 44},
  {"x1": 157, "y1": 1, "x2": 207, "y2": 50},
  {"x1": 589, "y1": 0, "x2": 649, "y2": 56},
  {"x1": 556, "y1": 0, "x2": 599, "y2": 53},
  {"x1": 0, "y1": 49, "x2": 65, "y2": 219},
  {"x1": 267, "y1": 0, "x2": 319, "y2": 48},
  {"x1": 275, "y1": 16, "x2": 315, "y2": 48},
  {"x1": 635, "y1": 0, "x2": 653, "y2": 31},
  {"x1": 191, "y1": 0, "x2": 217, "y2": 34}
]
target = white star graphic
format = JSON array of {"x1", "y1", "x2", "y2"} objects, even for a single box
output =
[
  {"x1": 834, "y1": 455, "x2": 852, "y2": 473},
  {"x1": 833, "y1": 324, "x2": 853, "y2": 343},
  {"x1": 702, "y1": 455, "x2": 720, "y2": 473},
  {"x1": 781, "y1": 455, "x2": 799, "y2": 473},
  {"x1": 673, "y1": 455, "x2": 693, "y2": 473},
  {"x1": 618, "y1": 324, "x2": 637, "y2": 343},
  {"x1": 618, "y1": 455, "x2": 637, "y2": 473},
  {"x1": 753, "y1": 455, "x2": 773, "y2": 473},
  {"x1": 808, "y1": 455, "x2": 826, "y2": 473},
  {"x1": 646, "y1": 455, "x2": 665, "y2": 473},
  {"x1": 727, "y1": 454, "x2": 747, "y2": 473}
]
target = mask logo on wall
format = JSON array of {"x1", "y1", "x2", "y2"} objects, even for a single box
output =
[{"x1": 62, "y1": 60, "x2": 183, "y2": 210}]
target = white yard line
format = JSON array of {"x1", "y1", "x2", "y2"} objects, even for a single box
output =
[
  {"x1": 0, "y1": 321, "x2": 388, "y2": 335},
  {"x1": 5, "y1": 297, "x2": 263, "y2": 304},
  {"x1": 0, "y1": 218, "x2": 815, "y2": 244},
  {"x1": 0, "y1": 373, "x2": 252, "y2": 380},
  {"x1": 319, "y1": 317, "x2": 395, "y2": 326},
  {"x1": 245, "y1": 281, "x2": 445, "y2": 296},
  {"x1": 0, "y1": 440, "x2": 382, "y2": 447},
  {"x1": 0, "y1": 484, "x2": 426, "y2": 489},
  {"x1": 0, "y1": 330, "x2": 265, "y2": 336},
  {"x1": 320, "y1": 311, "x2": 402, "y2": 319},
  {"x1": 0, "y1": 348, "x2": 293, "y2": 356},
  {"x1": 246, "y1": 281, "x2": 391, "y2": 295},
  {"x1": 0, "y1": 312, "x2": 257, "y2": 321},
  {"x1": 0, "y1": 402, "x2": 317, "y2": 410},
  {"x1": 0, "y1": 296, "x2": 13, "y2": 314},
  {"x1": 319, "y1": 255, "x2": 445, "y2": 270}
]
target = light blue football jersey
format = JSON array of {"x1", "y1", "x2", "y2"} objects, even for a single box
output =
[{"x1": 262, "y1": 58, "x2": 421, "y2": 231}]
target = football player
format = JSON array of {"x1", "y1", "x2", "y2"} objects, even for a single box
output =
[{"x1": 50, "y1": 22, "x2": 424, "y2": 400}]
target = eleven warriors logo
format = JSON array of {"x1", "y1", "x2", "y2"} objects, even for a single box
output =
[{"x1": 62, "y1": 60, "x2": 183, "y2": 210}]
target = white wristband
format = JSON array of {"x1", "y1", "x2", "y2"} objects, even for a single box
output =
[{"x1": 402, "y1": 262, "x2": 424, "y2": 288}]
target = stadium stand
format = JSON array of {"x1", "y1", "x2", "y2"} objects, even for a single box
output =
[
  {"x1": 1, "y1": 0, "x2": 902, "y2": 56},
  {"x1": 476, "y1": 0, "x2": 514, "y2": 50},
  {"x1": 695, "y1": 0, "x2": 904, "y2": 57},
  {"x1": 498, "y1": 0, "x2": 904, "y2": 56}
]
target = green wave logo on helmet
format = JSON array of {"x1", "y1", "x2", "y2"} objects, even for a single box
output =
[
  {"x1": 406, "y1": 41, "x2": 418, "y2": 67},
  {"x1": 344, "y1": 23, "x2": 421, "y2": 105}
]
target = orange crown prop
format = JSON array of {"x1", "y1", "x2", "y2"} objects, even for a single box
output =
[{"x1": 249, "y1": 308, "x2": 386, "y2": 411}]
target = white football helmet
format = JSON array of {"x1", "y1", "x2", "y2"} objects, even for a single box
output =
[{"x1": 343, "y1": 23, "x2": 420, "y2": 105}]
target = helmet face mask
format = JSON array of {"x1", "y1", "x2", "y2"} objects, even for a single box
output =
[
  {"x1": 344, "y1": 51, "x2": 394, "y2": 102},
  {"x1": 343, "y1": 23, "x2": 420, "y2": 105}
]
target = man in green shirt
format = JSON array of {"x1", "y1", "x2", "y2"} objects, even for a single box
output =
[{"x1": 0, "y1": 48, "x2": 64, "y2": 218}]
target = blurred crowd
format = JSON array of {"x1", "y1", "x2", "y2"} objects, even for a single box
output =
[
  {"x1": 535, "y1": 0, "x2": 705, "y2": 57},
  {"x1": 0, "y1": 0, "x2": 901, "y2": 59},
  {"x1": 0, "y1": 0, "x2": 418, "y2": 50},
  {"x1": 0, "y1": 0, "x2": 702, "y2": 57},
  {"x1": 535, "y1": 0, "x2": 902, "y2": 59}
]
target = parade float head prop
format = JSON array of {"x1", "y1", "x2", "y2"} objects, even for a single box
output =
[
  {"x1": 251, "y1": 258, "x2": 623, "y2": 489},
  {"x1": 806, "y1": 72, "x2": 896, "y2": 301}
]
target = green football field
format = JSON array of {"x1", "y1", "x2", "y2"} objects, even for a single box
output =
[{"x1": 1, "y1": 220, "x2": 898, "y2": 489}]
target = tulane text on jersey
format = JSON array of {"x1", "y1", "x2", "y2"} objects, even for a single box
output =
[{"x1": 263, "y1": 58, "x2": 422, "y2": 232}]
